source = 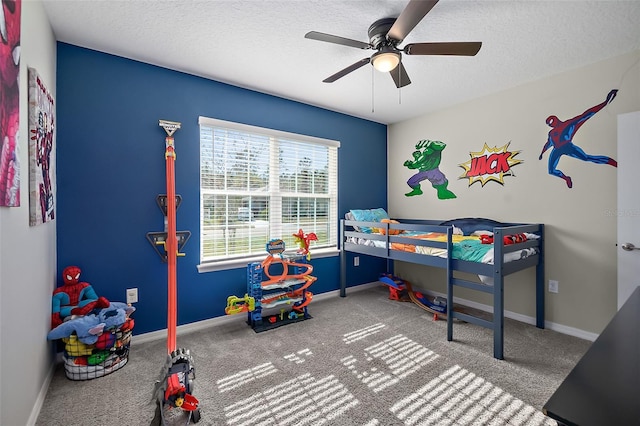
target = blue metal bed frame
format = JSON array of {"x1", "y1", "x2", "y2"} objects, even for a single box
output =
[{"x1": 339, "y1": 218, "x2": 545, "y2": 360}]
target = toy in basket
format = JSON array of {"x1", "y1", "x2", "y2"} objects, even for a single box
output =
[{"x1": 47, "y1": 266, "x2": 135, "y2": 380}]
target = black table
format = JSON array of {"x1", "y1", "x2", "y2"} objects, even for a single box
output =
[{"x1": 543, "y1": 286, "x2": 640, "y2": 426}]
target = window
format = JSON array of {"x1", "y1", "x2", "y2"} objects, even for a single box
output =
[{"x1": 198, "y1": 116, "x2": 340, "y2": 270}]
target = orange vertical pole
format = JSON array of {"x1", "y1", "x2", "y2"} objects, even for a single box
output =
[
  {"x1": 159, "y1": 119, "x2": 181, "y2": 354},
  {"x1": 165, "y1": 135, "x2": 177, "y2": 353}
]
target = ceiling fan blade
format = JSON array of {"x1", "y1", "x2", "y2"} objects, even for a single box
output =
[
  {"x1": 389, "y1": 62, "x2": 411, "y2": 88},
  {"x1": 404, "y1": 42, "x2": 482, "y2": 56},
  {"x1": 305, "y1": 31, "x2": 372, "y2": 49},
  {"x1": 323, "y1": 58, "x2": 371, "y2": 83},
  {"x1": 387, "y1": 0, "x2": 439, "y2": 43}
]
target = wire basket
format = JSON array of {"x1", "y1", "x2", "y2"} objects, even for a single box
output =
[{"x1": 62, "y1": 324, "x2": 133, "y2": 381}]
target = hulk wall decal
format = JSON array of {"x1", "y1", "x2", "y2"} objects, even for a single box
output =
[{"x1": 403, "y1": 139, "x2": 456, "y2": 199}]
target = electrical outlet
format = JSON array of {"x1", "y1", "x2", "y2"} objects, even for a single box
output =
[
  {"x1": 354, "y1": 256, "x2": 360, "y2": 267},
  {"x1": 126, "y1": 288, "x2": 138, "y2": 304},
  {"x1": 548, "y1": 280, "x2": 559, "y2": 294}
]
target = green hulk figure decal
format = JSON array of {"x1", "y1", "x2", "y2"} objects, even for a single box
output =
[{"x1": 403, "y1": 139, "x2": 456, "y2": 199}]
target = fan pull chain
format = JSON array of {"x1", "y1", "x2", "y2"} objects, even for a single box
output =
[
  {"x1": 371, "y1": 65, "x2": 375, "y2": 113},
  {"x1": 398, "y1": 62, "x2": 402, "y2": 105}
]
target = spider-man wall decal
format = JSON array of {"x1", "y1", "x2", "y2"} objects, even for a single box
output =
[{"x1": 539, "y1": 89, "x2": 618, "y2": 188}]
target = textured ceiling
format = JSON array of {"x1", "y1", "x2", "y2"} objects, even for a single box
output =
[{"x1": 42, "y1": 0, "x2": 640, "y2": 124}]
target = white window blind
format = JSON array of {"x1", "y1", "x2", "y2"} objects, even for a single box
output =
[{"x1": 199, "y1": 116, "x2": 339, "y2": 266}]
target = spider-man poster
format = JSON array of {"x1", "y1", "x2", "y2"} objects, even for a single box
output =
[
  {"x1": 0, "y1": 0, "x2": 21, "y2": 207},
  {"x1": 28, "y1": 68, "x2": 55, "y2": 225}
]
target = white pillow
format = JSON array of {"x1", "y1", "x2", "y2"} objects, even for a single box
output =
[{"x1": 471, "y1": 230, "x2": 493, "y2": 237}]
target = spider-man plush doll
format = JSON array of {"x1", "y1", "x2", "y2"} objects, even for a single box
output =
[{"x1": 51, "y1": 266, "x2": 110, "y2": 329}]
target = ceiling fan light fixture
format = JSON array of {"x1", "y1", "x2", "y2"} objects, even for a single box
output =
[
  {"x1": 371, "y1": 49, "x2": 400, "y2": 72},
  {"x1": 306, "y1": 1, "x2": 482, "y2": 88}
]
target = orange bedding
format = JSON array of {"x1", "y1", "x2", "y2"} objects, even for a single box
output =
[{"x1": 390, "y1": 233, "x2": 480, "y2": 254}]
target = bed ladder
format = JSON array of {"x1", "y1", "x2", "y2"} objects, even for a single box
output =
[{"x1": 446, "y1": 228, "x2": 506, "y2": 360}]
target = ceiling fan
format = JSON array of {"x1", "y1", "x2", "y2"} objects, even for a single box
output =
[{"x1": 304, "y1": 0, "x2": 481, "y2": 88}]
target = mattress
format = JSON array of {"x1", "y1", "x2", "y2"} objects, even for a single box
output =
[{"x1": 347, "y1": 231, "x2": 540, "y2": 284}]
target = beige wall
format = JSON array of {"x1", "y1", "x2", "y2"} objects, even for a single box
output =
[
  {"x1": 388, "y1": 50, "x2": 640, "y2": 336},
  {"x1": 0, "y1": 2, "x2": 57, "y2": 425}
]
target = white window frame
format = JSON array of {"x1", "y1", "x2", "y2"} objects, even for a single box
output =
[{"x1": 197, "y1": 116, "x2": 340, "y2": 273}]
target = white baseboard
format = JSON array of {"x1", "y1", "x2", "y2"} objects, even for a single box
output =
[
  {"x1": 343, "y1": 282, "x2": 598, "y2": 342},
  {"x1": 132, "y1": 282, "x2": 381, "y2": 345},
  {"x1": 132, "y1": 281, "x2": 597, "y2": 345},
  {"x1": 132, "y1": 312, "x2": 241, "y2": 345},
  {"x1": 427, "y1": 289, "x2": 599, "y2": 342},
  {"x1": 541, "y1": 320, "x2": 598, "y2": 341},
  {"x1": 26, "y1": 354, "x2": 58, "y2": 426}
]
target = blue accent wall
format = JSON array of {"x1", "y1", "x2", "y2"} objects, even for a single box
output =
[{"x1": 56, "y1": 43, "x2": 388, "y2": 334}]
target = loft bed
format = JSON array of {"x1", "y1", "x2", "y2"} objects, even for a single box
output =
[{"x1": 339, "y1": 209, "x2": 545, "y2": 360}]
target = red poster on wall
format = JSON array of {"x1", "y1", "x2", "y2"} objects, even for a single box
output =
[
  {"x1": 28, "y1": 68, "x2": 55, "y2": 225},
  {"x1": 0, "y1": 0, "x2": 21, "y2": 207}
]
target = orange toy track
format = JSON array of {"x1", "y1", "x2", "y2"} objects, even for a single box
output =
[
  {"x1": 257, "y1": 253, "x2": 315, "y2": 318},
  {"x1": 380, "y1": 274, "x2": 451, "y2": 320},
  {"x1": 260, "y1": 271, "x2": 316, "y2": 306},
  {"x1": 261, "y1": 279, "x2": 316, "y2": 300},
  {"x1": 292, "y1": 290, "x2": 313, "y2": 311},
  {"x1": 260, "y1": 255, "x2": 314, "y2": 285},
  {"x1": 151, "y1": 120, "x2": 200, "y2": 425},
  {"x1": 403, "y1": 279, "x2": 447, "y2": 320}
]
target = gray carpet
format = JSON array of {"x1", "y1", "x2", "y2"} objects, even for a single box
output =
[{"x1": 36, "y1": 285, "x2": 590, "y2": 426}]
